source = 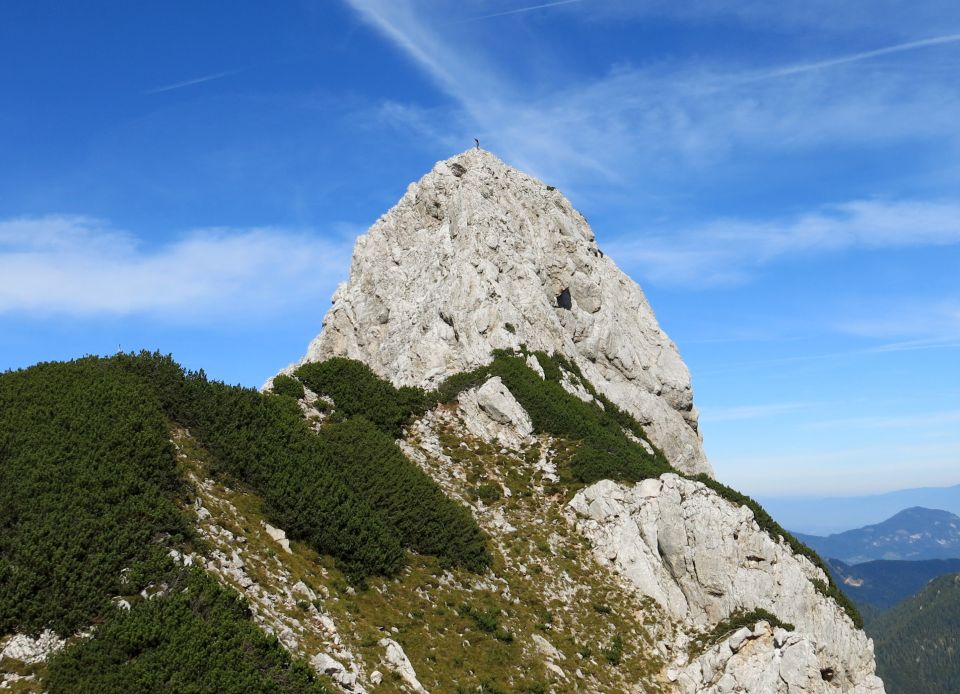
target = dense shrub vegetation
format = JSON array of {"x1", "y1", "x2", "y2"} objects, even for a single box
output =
[
  {"x1": 1, "y1": 351, "x2": 489, "y2": 634},
  {"x1": 292, "y1": 348, "x2": 859, "y2": 627},
  {"x1": 112, "y1": 352, "x2": 488, "y2": 581},
  {"x1": 0, "y1": 360, "x2": 189, "y2": 635},
  {"x1": 46, "y1": 569, "x2": 331, "y2": 694},
  {"x1": 314, "y1": 418, "x2": 489, "y2": 572},
  {"x1": 434, "y1": 350, "x2": 672, "y2": 484},
  {"x1": 870, "y1": 573, "x2": 960, "y2": 694},
  {"x1": 295, "y1": 358, "x2": 430, "y2": 436},
  {"x1": 0, "y1": 359, "x2": 331, "y2": 691},
  {"x1": 270, "y1": 373, "x2": 306, "y2": 400},
  {"x1": 295, "y1": 349, "x2": 670, "y2": 485}
]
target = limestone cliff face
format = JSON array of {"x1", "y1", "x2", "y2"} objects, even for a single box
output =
[
  {"x1": 296, "y1": 149, "x2": 710, "y2": 475},
  {"x1": 570, "y1": 477, "x2": 885, "y2": 693}
]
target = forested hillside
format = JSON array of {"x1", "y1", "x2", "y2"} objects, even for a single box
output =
[
  {"x1": 870, "y1": 573, "x2": 960, "y2": 693},
  {"x1": 828, "y1": 557, "x2": 960, "y2": 611}
]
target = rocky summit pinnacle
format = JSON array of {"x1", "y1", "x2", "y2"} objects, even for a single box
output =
[{"x1": 296, "y1": 149, "x2": 711, "y2": 476}]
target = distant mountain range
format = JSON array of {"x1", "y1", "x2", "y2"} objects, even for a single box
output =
[
  {"x1": 869, "y1": 573, "x2": 960, "y2": 694},
  {"x1": 796, "y1": 507, "x2": 960, "y2": 564},
  {"x1": 760, "y1": 483, "x2": 960, "y2": 535},
  {"x1": 808, "y1": 507, "x2": 960, "y2": 694},
  {"x1": 827, "y1": 557, "x2": 960, "y2": 611}
]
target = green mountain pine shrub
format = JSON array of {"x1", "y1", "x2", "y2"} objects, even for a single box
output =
[
  {"x1": 295, "y1": 358, "x2": 430, "y2": 437},
  {"x1": 0, "y1": 359, "x2": 189, "y2": 635},
  {"x1": 271, "y1": 373, "x2": 306, "y2": 400},
  {"x1": 46, "y1": 568, "x2": 331, "y2": 694},
  {"x1": 112, "y1": 351, "x2": 487, "y2": 581}
]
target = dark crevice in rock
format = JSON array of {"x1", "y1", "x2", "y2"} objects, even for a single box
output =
[
  {"x1": 820, "y1": 667, "x2": 835, "y2": 682},
  {"x1": 556, "y1": 288, "x2": 572, "y2": 310},
  {"x1": 450, "y1": 163, "x2": 467, "y2": 177}
]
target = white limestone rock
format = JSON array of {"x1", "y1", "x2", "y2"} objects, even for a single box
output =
[
  {"x1": 531, "y1": 633, "x2": 562, "y2": 660},
  {"x1": 262, "y1": 521, "x2": 292, "y2": 554},
  {"x1": 568, "y1": 474, "x2": 884, "y2": 692},
  {"x1": 679, "y1": 621, "x2": 885, "y2": 694},
  {"x1": 310, "y1": 652, "x2": 360, "y2": 690},
  {"x1": 0, "y1": 630, "x2": 65, "y2": 665},
  {"x1": 379, "y1": 638, "x2": 428, "y2": 693},
  {"x1": 290, "y1": 149, "x2": 709, "y2": 476},
  {"x1": 457, "y1": 376, "x2": 534, "y2": 449}
]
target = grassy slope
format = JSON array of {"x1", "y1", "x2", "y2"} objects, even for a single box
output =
[
  {"x1": 296, "y1": 349, "x2": 861, "y2": 628},
  {"x1": 172, "y1": 412, "x2": 670, "y2": 693}
]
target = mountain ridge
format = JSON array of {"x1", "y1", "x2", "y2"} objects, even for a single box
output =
[
  {"x1": 828, "y1": 557, "x2": 960, "y2": 611},
  {"x1": 283, "y1": 149, "x2": 883, "y2": 692},
  {"x1": 797, "y1": 507, "x2": 960, "y2": 564},
  {"x1": 870, "y1": 573, "x2": 960, "y2": 694},
  {"x1": 1, "y1": 150, "x2": 885, "y2": 693},
  {"x1": 761, "y1": 484, "x2": 960, "y2": 535}
]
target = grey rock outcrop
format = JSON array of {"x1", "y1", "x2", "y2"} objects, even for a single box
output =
[
  {"x1": 0, "y1": 630, "x2": 65, "y2": 665},
  {"x1": 379, "y1": 638, "x2": 428, "y2": 693},
  {"x1": 293, "y1": 149, "x2": 710, "y2": 475},
  {"x1": 457, "y1": 376, "x2": 534, "y2": 449},
  {"x1": 679, "y1": 620, "x2": 883, "y2": 693},
  {"x1": 569, "y1": 475, "x2": 884, "y2": 692}
]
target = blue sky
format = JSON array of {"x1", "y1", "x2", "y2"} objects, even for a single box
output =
[{"x1": 2, "y1": 0, "x2": 958, "y2": 497}]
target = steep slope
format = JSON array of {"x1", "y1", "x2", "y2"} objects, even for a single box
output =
[
  {"x1": 870, "y1": 573, "x2": 960, "y2": 693},
  {"x1": 293, "y1": 148, "x2": 709, "y2": 476},
  {"x1": 3, "y1": 150, "x2": 887, "y2": 693},
  {"x1": 0, "y1": 358, "x2": 334, "y2": 694},
  {"x1": 284, "y1": 150, "x2": 884, "y2": 692},
  {"x1": 797, "y1": 507, "x2": 960, "y2": 564},
  {"x1": 828, "y1": 557, "x2": 960, "y2": 611}
]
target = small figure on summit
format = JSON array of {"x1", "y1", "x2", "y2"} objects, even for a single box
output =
[{"x1": 474, "y1": 138, "x2": 480, "y2": 149}]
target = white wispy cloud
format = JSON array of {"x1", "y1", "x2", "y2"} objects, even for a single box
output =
[
  {"x1": 347, "y1": 1, "x2": 960, "y2": 291},
  {"x1": 582, "y1": 0, "x2": 960, "y2": 38},
  {"x1": 0, "y1": 216, "x2": 351, "y2": 320},
  {"x1": 836, "y1": 301, "x2": 960, "y2": 341},
  {"x1": 606, "y1": 199, "x2": 960, "y2": 286},
  {"x1": 455, "y1": 0, "x2": 588, "y2": 23},
  {"x1": 347, "y1": 0, "x2": 960, "y2": 192},
  {"x1": 753, "y1": 32, "x2": 960, "y2": 80},
  {"x1": 144, "y1": 69, "x2": 242, "y2": 95}
]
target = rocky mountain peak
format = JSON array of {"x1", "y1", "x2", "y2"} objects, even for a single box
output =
[{"x1": 296, "y1": 148, "x2": 710, "y2": 475}]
